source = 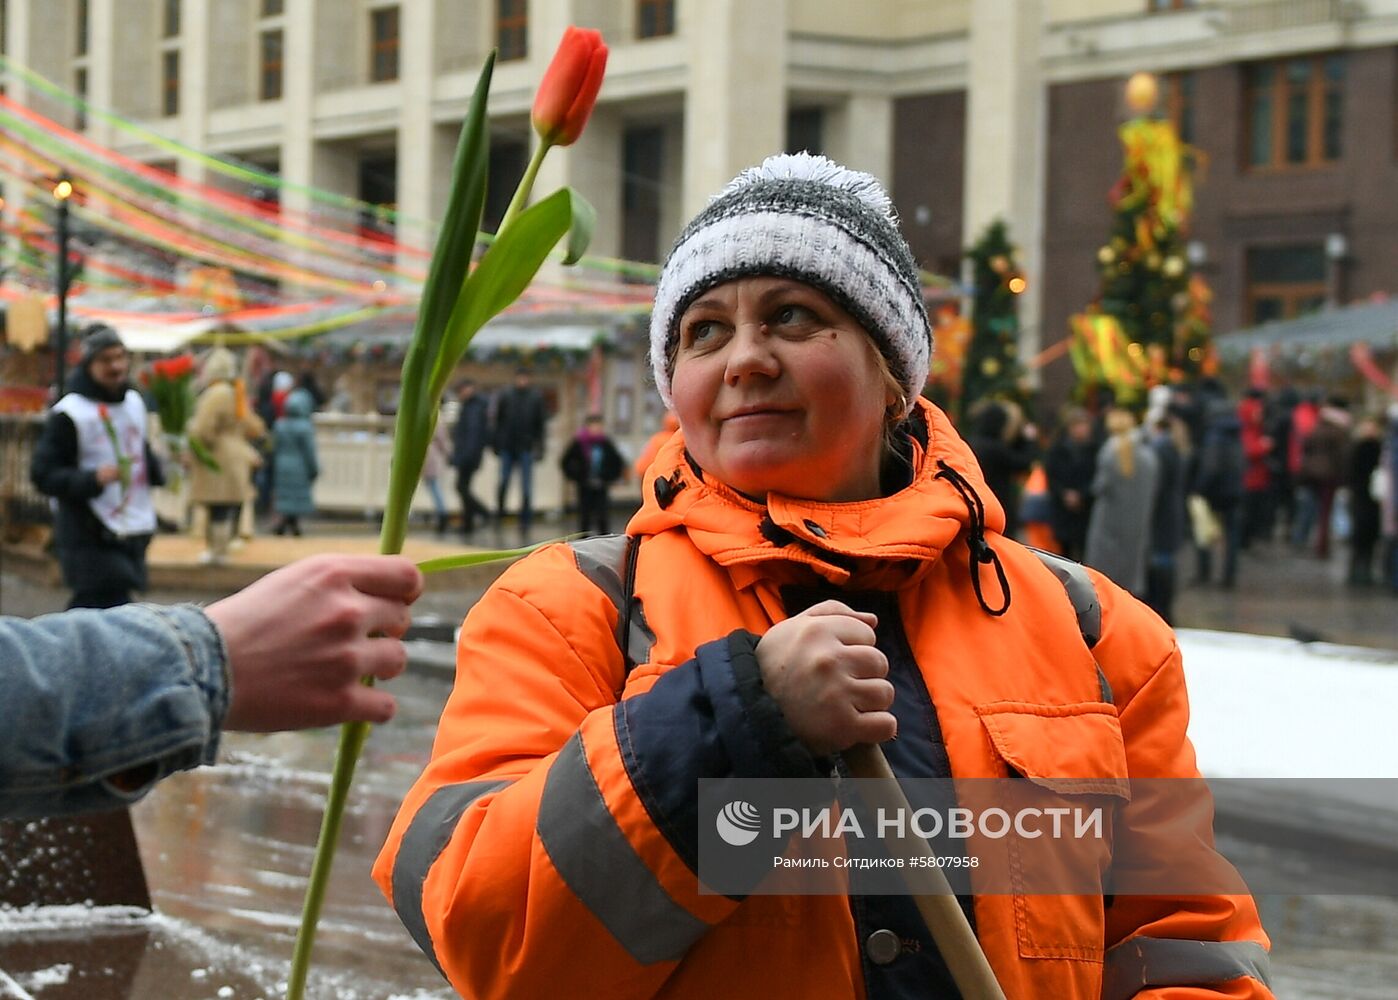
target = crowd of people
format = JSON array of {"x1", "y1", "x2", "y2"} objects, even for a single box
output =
[{"x1": 962, "y1": 381, "x2": 1398, "y2": 624}]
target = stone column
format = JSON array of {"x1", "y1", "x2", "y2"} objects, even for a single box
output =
[
  {"x1": 396, "y1": 0, "x2": 443, "y2": 270},
  {"x1": 680, "y1": 0, "x2": 787, "y2": 218},
  {"x1": 278, "y1": 0, "x2": 318, "y2": 223},
  {"x1": 963, "y1": 0, "x2": 1047, "y2": 374},
  {"x1": 828, "y1": 93, "x2": 894, "y2": 186}
]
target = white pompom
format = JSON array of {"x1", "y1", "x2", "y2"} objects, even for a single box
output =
[{"x1": 716, "y1": 152, "x2": 895, "y2": 223}]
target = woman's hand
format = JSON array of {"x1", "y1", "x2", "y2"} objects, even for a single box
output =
[{"x1": 756, "y1": 600, "x2": 895, "y2": 756}]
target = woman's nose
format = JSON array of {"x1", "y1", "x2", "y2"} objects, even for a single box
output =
[{"x1": 724, "y1": 323, "x2": 780, "y2": 384}]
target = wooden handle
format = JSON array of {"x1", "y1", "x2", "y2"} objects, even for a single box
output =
[{"x1": 843, "y1": 743, "x2": 1008, "y2": 1000}]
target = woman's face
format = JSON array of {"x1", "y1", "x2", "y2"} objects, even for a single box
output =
[{"x1": 670, "y1": 276, "x2": 897, "y2": 503}]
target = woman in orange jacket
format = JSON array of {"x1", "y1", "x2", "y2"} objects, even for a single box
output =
[{"x1": 375, "y1": 154, "x2": 1272, "y2": 999}]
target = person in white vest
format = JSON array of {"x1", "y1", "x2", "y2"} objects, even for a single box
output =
[{"x1": 31, "y1": 325, "x2": 165, "y2": 609}]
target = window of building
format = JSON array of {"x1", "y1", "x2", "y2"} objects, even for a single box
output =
[
  {"x1": 76, "y1": 0, "x2": 89, "y2": 56},
  {"x1": 786, "y1": 108, "x2": 824, "y2": 155},
  {"x1": 636, "y1": 0, "x2": 675, "y2": 39},
  {"x1": 370, "y1": 6, "x2": 400, "y2": 83},
  {"x1": 74, "y1": 67, "x2": 88, "y2": 130},
  {"x1": 1165, "y1": 71, "x2": 1195, "y2": 144},
  {"x1": 162, "y1": 49, "x2": 179, "y2": 116},
  {"x1": 261, "y1": 0, "x2": 284, "y2": 15},
  {"x1": 358, "y1": 153, "x2": 397, "y2": 243},
  {"x1": 1245, "y1": 244, "x2": 1327, "y2": 324},
  {"x1": 163, "y1": 0, "x2": 181, "y2": 38},
  {"x1": 260, "y1": 29, "x2": 283, "y2": 101},
  {"x1": 484, "y1": 137, "x2": 528, "y2": 232},
  {"x1": 1246, "y1": 54, "x2": 1344, "y2": 169},
  {"x1": 497, "y1": 0, "x2": 527, "y2": 62},
  {"x1": 622, "y1": 125, "x2": 664, "y2": 263}
]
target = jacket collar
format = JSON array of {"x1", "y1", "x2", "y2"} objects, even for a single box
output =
[{"x1": 627, "y1": 399, "x2": 1005, "y2": 588}]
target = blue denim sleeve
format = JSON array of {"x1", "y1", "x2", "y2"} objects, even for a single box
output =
[{"x1": 0, "y1": 603, "x2": 229, "y2": 819}]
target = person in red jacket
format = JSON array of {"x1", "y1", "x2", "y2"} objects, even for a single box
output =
[
  {"x1": 1237, "y1": 390, "x2": 1274, "y2": 550},
  {"x1": 375, "y1": 154, "x2": 1272, "y2": 999}
]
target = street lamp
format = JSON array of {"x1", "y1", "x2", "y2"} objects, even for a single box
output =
[{"x1": 52, "y1": 173, "x2": 74, "y2": 399}]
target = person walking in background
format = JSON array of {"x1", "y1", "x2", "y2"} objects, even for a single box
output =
[
  {"x1": 420, "y1": 414, "x2": 452, "y2": 536},
  {"x1": 492, "y1": 367, "x2": 547, "y2": 533},
  {"x1": 30, "y1": 325, "x2": 165, "y2": 609},
  {"x1": 1192, "y1": 397, "x2": 1246, "y2": 588},
  {"x1": 1287, "y1": 390, "x2": 1321, "y2": 548},
  {"x1": 1237, "y1": 389, "x2": 1274, "y2": 550},
  {"x1": 1297, "y1": 397, "x2": 1352, "y2": 560},
  {"x1": 1346, "y1": 412, "x2": 1384, "y2": 586},
  {"x1": 1044, "y1": 406, "x2": 1098, "y2": 562},
  {"x1": 1143, "y1": 403, "x2": 1190, "y2": 623},
  {"x1": 271, "y1": 387, "x2": 319, "y2": 537},
  {"x1": 1383, "y1": 403, "x2": 1398, "y2": 592},
  {"x1": 1084, "y1": 407, "x2": 1158, "y2": 597},
  {"x1": 962, "y1": 398, "x2": 1037, "y2": 539},
  {"x1": 560, "y1": 413, "x2": 625, "y2": 535},
  {"x1": 188, "y1": 348, "x2": 266, "y2": 565},
  {"x1": 451, "y1": 380, "x2": 492, "y2": 536}
]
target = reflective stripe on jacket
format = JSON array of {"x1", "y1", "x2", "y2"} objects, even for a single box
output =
[{"x1": 374, "y1": 400, "x2": 1273, "y2": 999}]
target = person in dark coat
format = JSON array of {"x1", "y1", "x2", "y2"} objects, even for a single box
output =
[
  {"x1": 962, "y1": 399, "x2": 1037, "y2": 539},
  {"x1": 1346, "y1": 414, "x2": 1383, "y2": 586},
  {"x1": 1044, "y1": 406, "x2": 1098, "y2": 561},
  {"x1": 451, "y1": 380, "x2": 493, "y2": 535},
  {"x1": 1237, "y1": 390, "x2": 1274, "y2": 550},
  {"x1": 30, "y1": 325, "x2": 165, "y2": 608},
  {"x1": 1192, "y1": 397, "x2": 1246, "y2": 588},
  {"x1": 271, "y1": 388, "x2": 319, "y2": 536},
  {"x1": 560, "y1": 414, "x2": 625, "y2": 535},
  {"x1": 1143, "y1": 412, "x2": 1189, "y2": 623},
  {"x1": 1296, "y1": 398, "x2": 1352, "y2": 560},
  {"x1": 492, "y1": 368, "x2": 548, "y2": 532}
]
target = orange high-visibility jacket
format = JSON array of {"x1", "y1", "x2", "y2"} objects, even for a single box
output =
[{"x1": 375, "y1": 401, "x2": 1273, "y2": 999}]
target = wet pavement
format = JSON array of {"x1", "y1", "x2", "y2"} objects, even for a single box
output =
[{"x1": 3, "y1": 513, "x2": 1397, "y2": 997}]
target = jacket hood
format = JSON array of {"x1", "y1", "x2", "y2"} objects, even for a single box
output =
[
  {"x1": 627, "y1": 398, "x2": 1005, "y2": 590},
  {"x1": 283, "y1": 387, "x2": 314, "y2": 418},
  {"x1": 201, "y1": 348, "x2": 237, "y2": 385},
  {"x1": 64, "y1": 366, "x2": 129, "y2": 404}
]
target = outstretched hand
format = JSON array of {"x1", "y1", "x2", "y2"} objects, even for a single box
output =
[
  {"x1": 208, "y1": 554, "x2": 425, "y2": 732},
  {"x1": 755, "y1": 600, "x2": 895, "y2": 756}
]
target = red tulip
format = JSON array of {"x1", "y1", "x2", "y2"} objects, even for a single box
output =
[{"x1": 531, "y1": 27, "x2": 608, "y2": 147}]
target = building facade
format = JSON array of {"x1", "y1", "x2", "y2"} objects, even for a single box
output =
[{"x1": 4, "y1": 0, "x2": 1398, "y2": 409}]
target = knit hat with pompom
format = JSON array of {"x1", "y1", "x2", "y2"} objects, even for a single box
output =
[{"x1": 649, "y1": 152, "x2": 930, "y2": 415}]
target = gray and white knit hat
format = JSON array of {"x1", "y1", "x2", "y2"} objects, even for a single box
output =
[{"x1": 649, "y1": 152, "x2": 931, "y2": 415}]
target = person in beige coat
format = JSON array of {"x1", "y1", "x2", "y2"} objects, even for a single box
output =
[{"x1": 187, "y1": 348, "x2": 266, "y2": 564}]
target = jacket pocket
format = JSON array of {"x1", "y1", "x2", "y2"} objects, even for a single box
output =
[{"x1": 974, "y1": 702, "x2": 1131, "y2": 963}]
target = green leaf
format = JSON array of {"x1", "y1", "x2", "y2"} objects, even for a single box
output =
[
  {"x1": 379, "y1": 53, "x2": 495, "y2": 555},
  {"x1": 562, "y1": 190, "x2": 596, "y2": 266},
  {"x1": 428, "y1": 186, "x2": 595, "y2": 398},
  {"x1": 415, "y1": 538, "x2": 562, "y2": 575}
]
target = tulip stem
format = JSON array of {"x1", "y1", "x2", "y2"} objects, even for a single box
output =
[
  {"x1": 286, "y1": 718, "x2": 371, "y2": 1000},
  {"x1": 497, "y1": 139, "x2": 552, "y2": 235}
]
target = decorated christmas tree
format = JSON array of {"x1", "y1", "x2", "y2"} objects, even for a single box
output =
[
  {"x1": 1071, "y1": 72, "x2": 1212, "y2": 407},
  {"x1": 961, "y1": 218, "x2": 1027, "y2": 418}
]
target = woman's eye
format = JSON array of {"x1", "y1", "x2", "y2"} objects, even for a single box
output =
[
  {"x1": 686, "y1": 320, "x2": 719, "y2": 345},
  {"x1": 774, "y1": 304, "x2": 814, "y2": 326}
]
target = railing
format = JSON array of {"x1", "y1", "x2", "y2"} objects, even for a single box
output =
[
  {"x1": 0, "y1": 411, "x2": 641, "y2": 531},
  {"x1": 0, "y1": 414, "x2": 50, "y2": 530},
  {"x1": 1213, "y1": 0, "x2": 1364, "y2": 33}
]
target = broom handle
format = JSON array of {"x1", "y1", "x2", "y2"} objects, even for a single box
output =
[{"x1": 842, "y1": 743, "x2": 1007, "y2": 1000}]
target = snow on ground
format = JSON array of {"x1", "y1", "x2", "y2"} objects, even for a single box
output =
[{"x1": 1178, "y1": 628, "x2": 1398, "y2": 780}]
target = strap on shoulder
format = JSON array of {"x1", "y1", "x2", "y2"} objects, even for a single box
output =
[
  {"x1": 565, "y1": 533, "x2": 651, "y2": 677},
  {"x1": 1025, "y1": 546, "x2": 1112, "y2": 704}
]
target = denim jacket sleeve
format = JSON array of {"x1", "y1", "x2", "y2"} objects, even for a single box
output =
[{"x1": 0, "y1": 603, "x2": 229, "y2": 820}]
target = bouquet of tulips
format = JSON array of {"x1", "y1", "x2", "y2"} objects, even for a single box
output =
[
  {"x1": 286, "y1": 27, "x2": 608, "y2": 998},
  {"x1": 143, "y1": 354, "x2": 218, "y2": 473}
]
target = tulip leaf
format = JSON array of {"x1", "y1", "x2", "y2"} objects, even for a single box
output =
[
  {"x1": 562, "y1": 188, "x2": 596, "y2": 266},
  {"x1": 428, "y1": 186, "x2": 592, "y2": 398},
  {"x1": 377, "y1": 53, "x2": 494, "y2": 556}
]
